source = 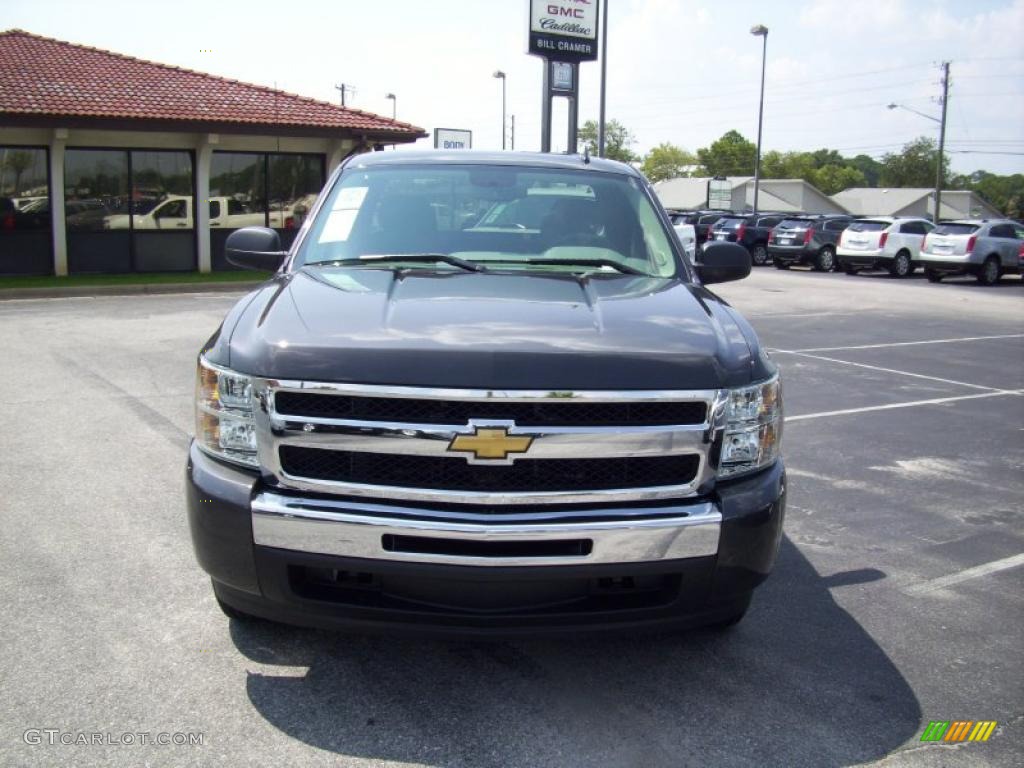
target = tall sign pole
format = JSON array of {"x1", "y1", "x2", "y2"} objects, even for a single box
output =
[
  {"x1": 528, "y1": 0, "x2": 600, "y2": 154},
  {"x1": 598, "y1": 0, "x2": 608, "y2": 157}
]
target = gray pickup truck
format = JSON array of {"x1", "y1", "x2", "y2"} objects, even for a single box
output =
[{"x1": 186, "y1": 151, "x2": 786, "y2": 636}]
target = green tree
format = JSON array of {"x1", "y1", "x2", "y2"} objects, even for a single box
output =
[
  {"x1": 697, "y1": 130, "x2": 757, "y2": 177},
  {"x1": 577, "y1": 119, "x2": 637, "y2": 163},
  {"x1": 812, "y1": 165, "x2": 867, "y2": 195},
  {"x1": 640, "y1": 143, "x2": 698, "y2": 182},
  {"x1": 880, "y1": 137, "x2": 949, "y2": 188},
  {"x1": 2, "y1": 150, "x2": 34, "y2": 195},
  {"x1": 972, "y1": 172, "x2": 1023, "y2": 216},
  {"x1": 760, "y1": 150, "x2": 816, "y2": 181},
  {"x1": 849, "y1": 154, "x2": 883, "y2": 187}
]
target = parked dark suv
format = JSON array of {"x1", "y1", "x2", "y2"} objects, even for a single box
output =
[
  {"x1": 669, "y1": 209, "x2": 733, "y2": 249},
  {"x1": 768, "y1": 215, "x2": 852, "y2": 271},
  {"x1": 708, "y1": 213, "x2": 785, "y2": 266}
]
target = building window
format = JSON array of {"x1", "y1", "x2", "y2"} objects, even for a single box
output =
[
  {"x1": 65, "y1": 149, "x2": 129, "y2": 231},
  {"x1": 1, "y1": 147, "x2": 49, "y2": 224},
  {"x1": 210, "y1": 152, "x2": 266, "y2": 225},
  {"x1": 0, "y1": 146, "x2": 51, "y2": 275},
  {"x1": 130, "y1": 151, "x2": 194, "y2": 230},
  {"x1": 210, "y1": 151, "x2": 324, "y2": 269},
  {"x1": 268, "y1": 154, "x2": 323, "y2": 229},
  {"x1": 65, "y1": 148, "x2": 196, "y2": 273}
]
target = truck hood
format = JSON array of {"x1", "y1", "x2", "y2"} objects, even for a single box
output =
[{"x1": 222, "y1": 267, "x2": 768, "y2": 390}]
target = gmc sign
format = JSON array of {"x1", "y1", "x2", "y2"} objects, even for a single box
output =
[{"x1": 528, "y1": 0, "x2": 600, "y2": 62}]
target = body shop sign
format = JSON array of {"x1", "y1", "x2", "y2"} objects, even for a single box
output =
[
  {"x1": 529, "y1": 0, "x2": 599, "y2": 61},
  {"x1": 434, "y1": 128, "x2": 472, "y2": 150}
]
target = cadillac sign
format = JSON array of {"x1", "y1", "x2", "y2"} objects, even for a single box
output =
[{"x1": 528, "y1": 0, "x2": 600, "y2": 62}]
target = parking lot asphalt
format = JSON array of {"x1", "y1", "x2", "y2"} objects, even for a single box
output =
[{"x1": 0, "y1": 269, "x2": 1021, "y2": 768}]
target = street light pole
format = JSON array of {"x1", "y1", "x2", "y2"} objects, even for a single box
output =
[
  {"x1": 887, "y1": 61, "x2": 950, "y2": 224},
  {"x1": 493, "y1": 71, "x2": 507, "y2": 150},
  {"x1": 385, "y1": 93, "x2": 396, "y2": 120},
  {"x1": 935, "y1": 61, "x2": 950, "y2": 223},
  {"x1": 750, "y1": 24, "x2": 768, "y2": 216}
]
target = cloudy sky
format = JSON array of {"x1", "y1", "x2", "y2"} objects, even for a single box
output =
[{"x1": 5, "y1": 0, "x2": 1023, "y2": 174}]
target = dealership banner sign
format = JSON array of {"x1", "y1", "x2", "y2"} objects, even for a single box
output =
[
  {"x1": 434, "y1": 128, "x2": 472, "y2": 150},
  {"x1": 528, "y1": 0, "x2": 600, "y2": 61}
]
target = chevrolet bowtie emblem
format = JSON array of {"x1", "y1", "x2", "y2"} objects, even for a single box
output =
[{"x1": 448, "y1": 427, "x2": 534, "y2": 461}]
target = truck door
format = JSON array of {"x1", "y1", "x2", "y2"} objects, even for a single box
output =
[{"x1": 152, "y1": 198, "x2": 191, "y2": 229}]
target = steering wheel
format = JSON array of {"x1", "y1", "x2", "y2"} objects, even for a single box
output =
[{"x1": 549, "y1": 232, "x2": 606, "y2": 248}]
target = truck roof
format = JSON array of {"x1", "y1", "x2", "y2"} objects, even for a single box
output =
[{"x1": 345, "y1": 150, "x2": 642, "y2": 177}]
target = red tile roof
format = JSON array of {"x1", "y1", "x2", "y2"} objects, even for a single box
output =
[{"x1": 0, "y1": 29, "x2": 425, "y2": 140}]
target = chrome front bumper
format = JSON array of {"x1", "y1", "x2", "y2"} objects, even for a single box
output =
[{"x1": 252, "y1": 491, "x2": 722, "y2": 567}]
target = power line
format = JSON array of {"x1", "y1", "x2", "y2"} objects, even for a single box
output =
[{"x1": 947, "y1": 150, "x2": 1024, "y2": 156}]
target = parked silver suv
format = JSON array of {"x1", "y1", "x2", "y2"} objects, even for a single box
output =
[
  {"x1": 920, "y1": 219, "x2": 1024, "y2": 285},
  {"x1": 836, "y1": 217, "x2": 933, "y2": 277}
]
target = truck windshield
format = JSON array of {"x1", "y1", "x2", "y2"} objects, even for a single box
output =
[{"x1": 296, "y1": 165, "x2": 681, "y2": 278}]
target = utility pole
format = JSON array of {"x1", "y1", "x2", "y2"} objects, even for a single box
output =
[
  {"x1": 510, "y1": 115, "x2": 515, "y2": 151},
  {"x1": 334, "y1": 83, "x2": 355, "y2": 107},
  {"x1": 934, "y1": 61, "x2": 950, "y2": 224}
]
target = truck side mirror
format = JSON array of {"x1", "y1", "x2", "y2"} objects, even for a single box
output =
[
  {"x1": 225, "y1": 227, "x2": 287, "y2": 271},
  {"x1": 695, "y1": 242, "x2": 751, "y2": 284}
]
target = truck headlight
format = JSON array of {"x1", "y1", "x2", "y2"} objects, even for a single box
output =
[
  {"x1": 717, "y1": 375, "x2": 782, "y2": 478},
  {"x1": 195, "y1": 357, "x2": 258, "y2": 467}
]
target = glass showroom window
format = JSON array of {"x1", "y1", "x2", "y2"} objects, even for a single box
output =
[
  {"x1": 210, "y1": 151, "x2": 324, "y2": 269},
  {"x1": 268, "y1": 154, "x2": 324, "y2": 231},
  {"x1": 130, "y1": 151, "x2": 194, "y2": 230},
  {"x1": 65, "y1": 149, "x2": 196, "y2": 273},
  {"x1": 65, "y1": 149, "x2": 129, "y2": 232},
  {"x1": 0, "y1": 146, "x2": 50, "y2": 275},
  {"x1": 210, "y1": 152, "x2": 267, "y2": 223}
]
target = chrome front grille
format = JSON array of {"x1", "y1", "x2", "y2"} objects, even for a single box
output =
[
  {"x1": 273, "y1": 390, "x2": 708, "y2": 427},
  {"x1": 253, "y1": 380, "x2": 722, "y2": 505}
]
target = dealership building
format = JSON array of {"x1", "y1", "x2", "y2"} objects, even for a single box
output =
[{"x1": 0, "y1": 29, "x2": 425, "y2": 276}]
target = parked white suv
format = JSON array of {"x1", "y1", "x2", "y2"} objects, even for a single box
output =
[
  {"x1": 920, "y1": 219, "x2": 1024, "y2": 285},
  {"x1": 836, "y1": 217, "x2": 933, "y2": 277},
  {"x1": 674, "y1": 222, "x2": 697, "y2": 261}
]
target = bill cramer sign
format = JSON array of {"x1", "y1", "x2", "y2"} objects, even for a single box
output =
[{"x1": 528, "y1": 0, "x2": 600, "y2": 61}]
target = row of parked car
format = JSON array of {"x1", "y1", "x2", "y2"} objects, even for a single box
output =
[{"x1": 668, "y1": 209, "x2": 1024, "y2": 286}]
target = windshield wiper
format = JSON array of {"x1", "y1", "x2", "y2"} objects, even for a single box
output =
[
  {"x1": 515, "y1": 258, "x2": 647, "y2": 276},
  {"x1": 306, "y1": 253, "x2": 487, "y2": 273}
]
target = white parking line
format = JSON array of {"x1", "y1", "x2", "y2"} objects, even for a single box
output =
[
  {"x1": 0, "y1": 296, "x2": 96, "y2": 303},
  {"x1": 784, "y1": 334, "x2": 1024, "y2": 353},
  {"x1": 905, "y1": 553, "x2": 1024, "y2": 595},
  {"x1": 786, "y1": 390, "x2": 1024, "y2": 422},
  {"x1": 770, "y1": 349, "x2": 1008, "y2": 393},
  {"x1": 748, "y1": 311, "x2": 854, "y2": 319}
]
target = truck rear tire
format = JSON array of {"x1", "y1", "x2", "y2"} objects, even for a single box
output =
[
  {"x1": 925, "y1": 269, "x2": 943, "y2": 283},
  {"x1": 751, "y1": 244, "x2": 769, "y2": 266}
]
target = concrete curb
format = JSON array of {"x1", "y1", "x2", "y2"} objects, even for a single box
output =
[{"x1": 0, "y1": 281, "x2": 263, "y2": 301}]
